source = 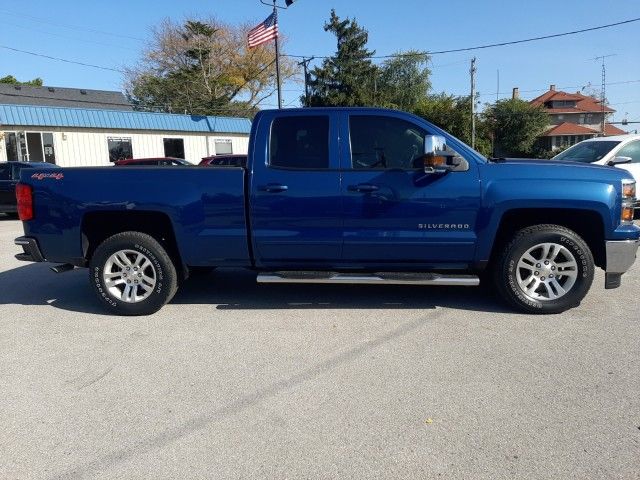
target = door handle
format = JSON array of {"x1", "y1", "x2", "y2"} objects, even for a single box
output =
[
  {"x1": 348, "y1": 183, "x2": 379, "y2": 193},
  {"x1": 261, "y1": 183, "x2": 289, "y2": 193}
]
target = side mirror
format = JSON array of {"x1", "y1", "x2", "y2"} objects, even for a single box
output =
[
  {"x1": 607, "y1": 156, "x2": 632, "y2": 166},
  {"x1": 423, "y1": 135, "x2": 461, "y2": 174}
]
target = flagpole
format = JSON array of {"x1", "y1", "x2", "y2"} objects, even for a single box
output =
[{"x1": 273, "y1": 0, "x2": 282, "y2": 109}]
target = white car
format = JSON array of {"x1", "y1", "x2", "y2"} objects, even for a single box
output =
[{"x1": 552, "y1": 135, "x2": 640, "y2": 184}]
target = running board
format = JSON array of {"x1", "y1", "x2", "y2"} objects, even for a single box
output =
[{"x1": 257, "y1": 271, "x2": 479, "y2": 286}]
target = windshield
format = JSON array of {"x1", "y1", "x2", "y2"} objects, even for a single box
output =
[{"x1": 553, "y1": 140, "x2": 621, "y2": 163}]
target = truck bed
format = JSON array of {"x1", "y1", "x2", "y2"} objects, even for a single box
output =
[{"x1": 22, "y1": 166, "x2": 251, "y2": 267}]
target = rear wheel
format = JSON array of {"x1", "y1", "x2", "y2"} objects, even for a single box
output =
[
  {"x1": 89, "y1": 232, "x2": 178, "y2": 315},
  {"x1": 494, "y1": 224, "x2": 594, "y2": 314}
]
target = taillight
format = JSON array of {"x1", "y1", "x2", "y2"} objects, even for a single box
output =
[{"x1": 15, "y1": 183, "x2": 33, "y2": 221}]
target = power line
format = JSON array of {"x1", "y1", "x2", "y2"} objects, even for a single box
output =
[
  {"x1": 4, "y1": 22, "x2": 137, "y2": 52},
  {"x1": 0, "y1": 8, "x2": 145, "y2": 42},
  {"x1": 0, "y1": 44, "x2": 124, "y2": 73},
  {"x1": 283, "y1": 16, "x2": 640, "y2": 60}
]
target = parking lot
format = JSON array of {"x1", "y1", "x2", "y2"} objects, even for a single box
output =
[{"x1": 1, "y1": 216, "x2": 639, "y2": 479}]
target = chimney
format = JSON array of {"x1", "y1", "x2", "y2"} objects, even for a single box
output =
[
  {"x1": 512, "y1": 87, "x2": 519, "y2": 99},
  {"x1": 550, "y1": 84, "x2": 556, "y2": 91}
]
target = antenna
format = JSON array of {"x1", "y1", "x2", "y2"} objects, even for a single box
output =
[{"x1": 591, "y1": 54, "x2": 616, "y2": 135}]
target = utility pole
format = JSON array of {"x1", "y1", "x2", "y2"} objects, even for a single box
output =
[
  {"x1": 272, "y1": 0, "x2": 282, "y2": 109},
  {"x1": 298, "y1": 56, "x2": 314, "y2": 106},
  {"x1": 470, "y1": 57, "x2": 477, "y2": 150},
  {"x1": 592, "y1": 54, "x2": 615, "y2": 135},
  {"x1": 496, "y1": 69, "x2": 499, "y2": 102}
]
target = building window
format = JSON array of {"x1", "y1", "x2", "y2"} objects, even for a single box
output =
[
  {"x1": 4, "y1": 132, "x2": 18, "y2": 161},
  {"x1": 108, "y1": 137, "x2": 133, "y2": 162},
  {"x1": 3, "y1": 131, "x2": 56, "y2": 163},
  {"x1": 214, "y1": 139, "x2": 233, "y2": 155},
  {"x1": 557, "y1": 115, "x2": 564, "y2": 121},
  {"x1": 163, "y1": 138, "x2": 185, "y2": 159},
  {"x1": 42, "y1": 133, "x2": 56, "y2": 164}
]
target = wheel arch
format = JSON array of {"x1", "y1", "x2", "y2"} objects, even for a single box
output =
[
  {"x1": 486, "y1": 208, "x2": 606, "y2": 270},
  {"x1": 81, "y1": 210, "x2": 186, "y2": 278}
]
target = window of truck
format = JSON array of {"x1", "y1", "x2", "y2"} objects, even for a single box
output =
[{"x1": 269, "y1": 116, "x2": 329, "y2": 169}]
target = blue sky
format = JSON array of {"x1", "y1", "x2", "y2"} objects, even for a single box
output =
[{"x1": 1, "y1": 0, "x2": 639, "y2": 127}]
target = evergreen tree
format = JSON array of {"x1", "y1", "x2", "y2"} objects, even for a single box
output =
[{"x1": 306, "y1": 10, "x2": 378, "y2": 107}]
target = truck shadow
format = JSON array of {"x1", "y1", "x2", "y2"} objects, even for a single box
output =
[{"x1": 0, "y1": 263, "x2": 510, "y2": 314}]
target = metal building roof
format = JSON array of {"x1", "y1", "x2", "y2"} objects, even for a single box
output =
[{"x1": 0, "y1": 104, "x2": 252, "y2": 134}]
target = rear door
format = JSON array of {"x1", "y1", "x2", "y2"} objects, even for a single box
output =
[
  {"x1": 0, "y1": 164, "x2": 17, "y2": 211},
  {"x1": 249, "y1": 111, "x2": 342, "y2": 267}
]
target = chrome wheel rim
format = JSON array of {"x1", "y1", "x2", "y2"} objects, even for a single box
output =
[
  {"x1": 103, "y1": 249, "x2": 156, "y2": 303},
  {"x1": 515, "y1": 243, "x2": 578, "y2": 301}
]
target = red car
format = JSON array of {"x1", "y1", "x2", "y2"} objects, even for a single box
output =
[
  {"x1": 114, "y1": 157, "x2": 192, "y2": 166},
  {"x1": 200, "y1": 154, "x2": 247, "y2": 167}
]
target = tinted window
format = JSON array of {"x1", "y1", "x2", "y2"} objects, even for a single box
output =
[
  {"x1": 108, "y1": 137, "x2": 133, "y2": 162},
  {"x1": 349, "y1": 116, "x2": 426, "y2": 169},
  {"x1": 616, "y1": 141, "x2": 640, "y2": 163},
  {"x1": 270, "y1": 116, "x2": 329, "y2": 169},
  {"x1": 553, "y1": 140, "x2": 620, "y2": 163},
  {"x1": 163, "y1": 138, "x2": 185, "y2": 159}
]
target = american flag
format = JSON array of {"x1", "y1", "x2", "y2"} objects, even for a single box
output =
[{"x1": 248, "y1": 12, "x2": 279, "y2": 48}]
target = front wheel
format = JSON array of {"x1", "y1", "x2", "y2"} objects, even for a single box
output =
[
  {"x1": 494, "y1": 224, "x2": 594, "y2": 314},
  {"x1": 89, "y1": 232, "x2": 178, "y2": 316}
]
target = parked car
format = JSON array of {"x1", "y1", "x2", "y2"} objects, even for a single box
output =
[
  {"x1": 1, "y1": 161, "x2": 60, "y2": 216},
  {"x1": 553, "y1": 134, "x2": 640, "y2": 180},
  {"x1": 200, "y1": 154, "x2": 247, "y2": 167},
  {"x1": 14, "y1": 108, "x2": 639, "y2": 316},
  {"x1": 114, "y1": 157, "x2": 193, "y2": 166}
]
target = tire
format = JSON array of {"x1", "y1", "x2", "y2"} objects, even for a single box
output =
[
  {"x1": 89, "y1": 231, "x2": 178, "y2": 316},
  {"x1": 493, "y1": 224, "x2": 594, "y2": 314}
]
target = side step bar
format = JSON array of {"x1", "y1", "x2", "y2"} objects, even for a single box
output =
[{"x1": 257, "y1": 271, "x2": 479, "y2": 286}]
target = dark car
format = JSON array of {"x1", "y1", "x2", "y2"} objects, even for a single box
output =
[
  {"x1": 1, "y1": 161, "x2": 60, "y2": 216},
  {"x1": 114, "y1": 157, "x2": 193, "y2": 166},
  {"x1": 200, "y1": 154, "x2": 247, "y2": 167}
]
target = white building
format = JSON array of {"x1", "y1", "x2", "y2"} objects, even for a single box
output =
[{"x1": 0, "y1": 104, "x2": 251, "y2": 166}]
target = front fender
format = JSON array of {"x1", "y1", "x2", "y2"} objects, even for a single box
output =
[{"x1": 475, "y1": 178, "x2": 619, "y2": 263}]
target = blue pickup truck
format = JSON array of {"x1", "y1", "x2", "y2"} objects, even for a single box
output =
[{"x1": 14, "y1": 108, "x2": 640, "y2": 315}]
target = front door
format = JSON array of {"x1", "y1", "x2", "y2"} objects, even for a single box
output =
[
  {"x1": 250, "y1": 112, "x2": 342, "y2": 267},
  {"x1": 340, "y1": 112, "x2": 482, "y2": 269},
  {"x1": 26, "y1": 133, "x2": 44, "y2": 162}
]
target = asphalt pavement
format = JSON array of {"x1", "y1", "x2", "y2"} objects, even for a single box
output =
[{"x1": 1, "y1": 216, "x2": 639, "y2": 479}]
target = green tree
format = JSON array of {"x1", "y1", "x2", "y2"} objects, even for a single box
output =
[
  {"x1": 484, "y1": 98, "x2": 549, "y2": 157},
  {"x1": 413, "y1": 94, "x2": 492, "y2": 156},
  {"x1": 126, "y1": 18, "x2": 297, "y2": 116},
  {"x1": 306, "y1": 10, "x2": 377, "y2": 107},
  {"x1": 377, "y1": 51, "x2": 431, "y2": 110},
  {"x1": 0, "y1": 75, "x2": 44, "y2": 86}
]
